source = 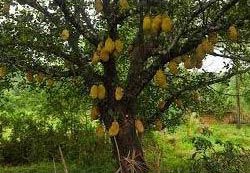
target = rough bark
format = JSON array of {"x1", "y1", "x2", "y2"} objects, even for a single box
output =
[{"x1": 101, "y1": 101, "x2": 149, "y2": 173}]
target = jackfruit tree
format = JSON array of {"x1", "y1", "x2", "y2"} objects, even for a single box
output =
[{"x1": 0, "y1": 0, "x2": 250, "y2": 172}]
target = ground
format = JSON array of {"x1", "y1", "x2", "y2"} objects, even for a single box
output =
[{"x1": 1, "y1": 123, "x2": 250, "y2": 173}]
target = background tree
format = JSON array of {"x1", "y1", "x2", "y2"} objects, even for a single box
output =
[{"x1": 0, "y1": 0, "x2": 250, "y2": 172}]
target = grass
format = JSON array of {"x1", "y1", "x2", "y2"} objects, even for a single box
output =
[{"x1": 1, "y1": 123, "x2": 250, "y2": 173}]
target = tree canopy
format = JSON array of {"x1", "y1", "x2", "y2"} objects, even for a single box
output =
[{"x1": 0, "y1": 0, "x2": 250, "y2": 172}]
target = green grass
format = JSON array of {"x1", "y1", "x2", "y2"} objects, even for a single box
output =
[{"x1": 1, "y1": 123, "x2": 250, "y2": 173}]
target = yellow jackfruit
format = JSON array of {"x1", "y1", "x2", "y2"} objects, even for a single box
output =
[
  {"x1": 183, "y1": 55, "x2": 193, "y2": 69},
  {"x1": 135, "y1": 119, "x2": 144, "y2": 133},
  {"x1": 154, "y1": 69, "x2": 167, "y2": 88},
  {"x1": 119, "y1": 0, "x2": 129, "y2": 10},
  {"x1": 208, "y1": 32, "x2": 218, "y2": 45},
  {"x1": 115, "y1": 87, "x2": 124, "y2": 101},
  {"x1": 109, "y1": 121, "x2": 119, "y2": 137},
  {"x1": 195, "y1": 59, "x2": 203, "y2": 69},
  {"x1": 168, "y1": 61, "x2": 178, "y2": 75},
  {"x1": 151, "y1": 15, "x2": 162, "y2": 33},
  {"x1": 26, "y1": 71, "x2": 33, "y2": 82},
  {"x1": 97, "y1": 42, "x2": 104, "y2": 52},
  {"x1": 143, "y1": 16, "x2": 151, "y2": 33},
  {"x1": 90, "y1": 85, "x2": 98, "y2": 99},
  {"x1": 201, "y1": 38, "x2": 214, "y2": 54},
  {"x1": 60, "y1": 29, "x2": 69, "y2": 41},
  {"x1": 100, "y1": 48, "x2": 109, "y2": 62},
  {"x1": 91, "y1": 106, "x2": 100, "y2": 120},
  {"x1": 92, "y1": 52, "x2": 100, "y2": 65},
  {"x1": 173, "y1": 56, "x2": 182, "y2": 64},
  {"x1": 47, "y1": 78, "x2": 54, "y2": 87},
  {"x1": 96, "y1": 125, "x2": 105, "y2": 137},
  {"x1": 104, "y1": 37, "x2": 115, "y2": 53},
  {"x1": 95, "y1": 0, "x2": 103, "y2": 13},
  {"x1": 161, "y1": 15, "x2": 172, "y2": 33},
  {"x1": 195, "y1": 44, "x2": 206, "y2": 60},
  {"x1": 35, "y1": 73, "x2": 44, "y2": 83},
  {"x1": 0, "y1": 66, "x2": 7, "y2": 78},
  {"x1": 155, "y1": 119, "x2": 163, "y2": 131},
  {"x1": 97, "y1": 84, "x2": 106, "y2": 100},
  {"x1": 115, "y1": 39, "x2": 123, "y2": 53},
  {"x1": 228, "y1": 25, "x2": 238, "y2": 41}
]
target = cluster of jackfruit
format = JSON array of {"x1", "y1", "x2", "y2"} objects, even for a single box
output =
[
  {"x1": 60, "y1": 29, "x2": 69, "y2": 41},
  {"x1": 143, "y1": 14, "x2": 172, "y2": 34},
  {"x1": 154, "y1": 69, "x2": 167, "y2": 88},
  {"x1": 228, "y1": 25, "x2": 238, "y2": 42},
  {"x1": 25, "y1": 71, "x2": 55, "y2": 87},
  {"x1": 90, "y1": 84, "x2": 106, "y2": 100},
  {"x1": 0, "y1": 65, "x2": 7, "y2": 78},
  {"x1": 108, "y1": 120, "x2": 119, "y2": 137},
  {"x1": 180, "y1": 32, "x2": 218, "y2": 70},
  {"x1": 95, "y1": 0, "x2": 129, "y2": 13},
  {"x1": 135, "y1": 119, "x2": 144, "y2": 134},
  {"x1": 92, "y1": 37, "x2": 123, "y2": 64}
]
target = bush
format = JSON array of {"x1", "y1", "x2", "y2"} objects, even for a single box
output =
[{"x1": 190, "y1": 136, "x2": 250, "y2": 173}]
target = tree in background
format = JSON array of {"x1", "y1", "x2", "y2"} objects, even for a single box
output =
[{"x1": 0, "y1": 0, "x2": 250, "y2": 172}]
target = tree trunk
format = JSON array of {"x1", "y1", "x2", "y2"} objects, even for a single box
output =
[{"x1": 101, "y1": 101, "x2": 149, "y2": 173}]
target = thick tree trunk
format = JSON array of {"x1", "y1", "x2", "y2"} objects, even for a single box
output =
[{"x1": 101, "y1": 102, "x2": 149, "y2": 173}]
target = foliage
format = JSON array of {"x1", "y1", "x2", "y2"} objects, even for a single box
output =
[{"x1": 190, "y1": 136, "x2": 250, "y2": 173}]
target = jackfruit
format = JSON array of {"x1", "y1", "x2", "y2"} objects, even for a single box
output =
[
  {"x1": 47, "y1": 78, "x2": 54, "y2": 87},
  {"x1": 161, "y1": 15, "x2": 172, "y2": 33},
  {"x1": 119, "y1": 0, "x2": 129, "y2": 10},
  {"x1": 115, "y1": 39, "x2": 123, "y2": 53},
  {"x1": 91, "y1": 106, "x2": 100, "y2": 120},
  {"x1": 100, "y1": 48, "x2": 109, "y2": 62},
  {"x1": 115, "y1": 87, "x2": 124, "y2": 101},
  {"x1": 201, "y1": 38, "x2": 214, "y2": 54},
  {"x1": 92, "y1": 52, "x2": 100, "y2": 65},
  {"x1": 109, "y1": 121, "x2": 119, "y2": 137},
  {"x1": 183, "y1": 55, "x2": 193, "y2": 69},
  {"x1": 168, "y1": 60, "x2": 178, "y2": 75},
  {"x1": 195, "y1": 44, "x2": 206, "y2": 60},
  {"x1": 195, "y1": 59, "x2": 203, "y2": 69},
  {"x1": 104, "y1": 37, "x2": 115, "y2": 53},
  {"x1": 157, "y1": 100, "x2": 165, "y2": 110},
  {"x1": 0, "y1": 66, "x2": 7, "y2": 78},
  {"x1": 97, "y1": 42, "x2": 104, "y2": 52},
  {"x1": 35, "y1": 73, "x2": 44, "y2": 83},
  {"x1": 143, "y1": 16, "x2": 151, "y2": 33},
  {"x1": 97, "y1": 84, "x2": 106, "y2": 100},
  {"x1": 96, "y1": 125, "x2": 105, "y2": 137},
  {"x1": 26, "y1": 71, "x2": 33, "y2": 82},
  {"x1": 228, "y1": 25, "x2": 238, "y2": 41},
  {"x1": 90, "y1": 85, "x2": 98, "y2": 99},
  {"x1": 95, "y1": 0, "x2": 103, "y2": 13},
  {"x1": 151, "y1": 15, "x2": 162, "y2": 33},
  {"x1": 208, "y1": 32, "x2": 218, "y2": 44},
  {"x1": 61, "y1": 29, "x2": 69, "y2": 41},
  {"x1": 135, "y1": 119, "x2": 144, "y2": 133},
  {"x1": 154, "y1": 69, "x2": 167, "y2": 88}
]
